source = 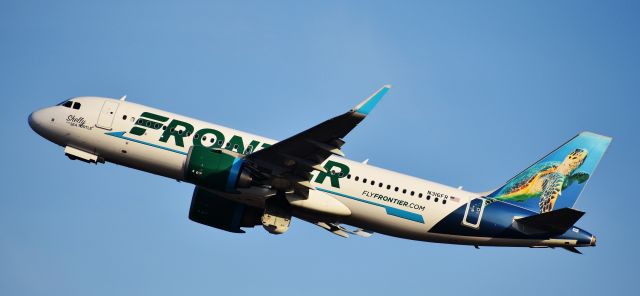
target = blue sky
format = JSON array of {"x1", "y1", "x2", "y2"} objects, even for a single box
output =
[{"x1": 1, "y1": 1, "x2": 638, "y2": 295}]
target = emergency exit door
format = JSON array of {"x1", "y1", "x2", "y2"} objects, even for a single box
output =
[{"x1": 96, "y1": 101, "x2": 119, "y2": 130}]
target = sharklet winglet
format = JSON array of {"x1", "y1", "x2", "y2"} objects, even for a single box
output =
[{"x1": 353, "y1": 85, "x2": 391, "y2": 115}]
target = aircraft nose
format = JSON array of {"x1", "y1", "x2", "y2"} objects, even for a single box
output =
[
  {"x1": 28, "y1": 112, "x2": 36, "y2": 129},
  {"x1": 590, "y1": 234, "x2": 597, "y2": 246},
  {"x1": 28, "y1": 108, "x2": 50, "y2": 136}
]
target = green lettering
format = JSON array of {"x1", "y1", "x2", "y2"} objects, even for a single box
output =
[
  {"x1": 193, "y1": 128, "x2": 225, "y2": 148},
  {"x1": 159, "y1": 120, "x2": 194, "y2": 147},
  {"x1": 314, "y1": 160, "x2": 350, "y2": 188},
  {"x1": 246, "y1": 140, "x2": 261, "y2": 154},
  {"x1": 226, "y1": 135, "x2": 245, "y2": 154},
  {"x1": 128, "y1": 112, "x2": 168, "y2": 135}
]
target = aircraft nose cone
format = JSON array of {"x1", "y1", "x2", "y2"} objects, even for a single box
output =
[
  {"x1": 590, "y1": 234, "x2": 597, "y2": 246},
  {"x1": 28, "y1": 112, "x2": 36, "y2": 129},
  {"x1": 28, "y1": 109, "x2": 49, "y2": 136}
]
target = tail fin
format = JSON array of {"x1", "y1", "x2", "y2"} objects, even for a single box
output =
[{"x1": 487, "y1": 132, "x2": 611, "y2": 213}]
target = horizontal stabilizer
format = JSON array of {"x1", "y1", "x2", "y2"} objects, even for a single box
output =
[
  {"x1": 561, "y1": 246, "x2": 583, "y2": 254},
  {"x1": 514, "y1": 208, "x2": 584, "y2": 235}
]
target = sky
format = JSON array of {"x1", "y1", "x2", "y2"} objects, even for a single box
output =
[{"x1": 1, "y1": 1, "x2": 639, "y2": 295}]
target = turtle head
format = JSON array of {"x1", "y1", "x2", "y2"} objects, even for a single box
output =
[{"x1": 560, "y1": 148, "x2": 588, "y2": 175}]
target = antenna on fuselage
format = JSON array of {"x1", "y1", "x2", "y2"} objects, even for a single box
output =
[{"x1": 119, "y1": 95, "x2": 127, "y2": 101}]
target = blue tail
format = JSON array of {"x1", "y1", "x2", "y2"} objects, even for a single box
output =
[{"x1": 487, "y1": 132, "x2": 611, "y2": 213}]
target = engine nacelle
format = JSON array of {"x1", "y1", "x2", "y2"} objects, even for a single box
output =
[
  {"x1": 184, "y1": 146, "x2": 252, "y2": 192},
  {"x1": 189, "y1": 186, "x2": 261, "y2": 233}
]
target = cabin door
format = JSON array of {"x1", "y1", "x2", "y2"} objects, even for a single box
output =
[
  {"x1": 96, "y1": 101, "x2": 120, "y2": 130},
  {"x1": 462, "y1": 198, "x2": 485, "y2": 229}
]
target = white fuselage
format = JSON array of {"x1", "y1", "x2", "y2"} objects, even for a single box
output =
[{"x1": 29, "y1": 96, "x2": 593, "y2": 248}]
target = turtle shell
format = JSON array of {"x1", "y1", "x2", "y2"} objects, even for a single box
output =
[{"x1": 497, "y1": 161, "x2": 559, "y2": 196}]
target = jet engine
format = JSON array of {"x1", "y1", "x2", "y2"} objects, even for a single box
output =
[{"x1": 184, "y1": 145, "x2": 253, "y2": 192}]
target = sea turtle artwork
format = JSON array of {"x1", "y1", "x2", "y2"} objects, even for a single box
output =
[{"x1": 491, "y1": 148, "x2": 590, "y2": 213}]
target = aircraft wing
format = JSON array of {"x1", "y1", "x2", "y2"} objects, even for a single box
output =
[{"x1": 244, "y1": 85, "x2": 391, "y2": 194}]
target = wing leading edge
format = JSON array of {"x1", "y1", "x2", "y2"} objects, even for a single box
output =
[{"x1": 245, "y1": 85, "x2": 391, "y2": 194}]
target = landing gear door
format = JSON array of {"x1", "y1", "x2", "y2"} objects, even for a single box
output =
[
  {"x1": 462, "y1": 198, "x2": 485, "y2": 229},
  {"x1": 96, "y1": 100, "x2": 120, "y2": 130}
]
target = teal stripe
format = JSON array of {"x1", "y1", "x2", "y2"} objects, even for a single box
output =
[
  {"x1": 105, "y1": 131, "x2": 188, "y2": 155},
  {"x1": 356, "y1": 86, "x2": 390, "y2": 115},
  {"x1": 316, "y1": 187, "x2": 425, "y2": 223}
]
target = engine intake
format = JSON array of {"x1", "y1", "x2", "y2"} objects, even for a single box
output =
[{"x1": 184, "y1": 146, "x2": 252, "y2": 192}]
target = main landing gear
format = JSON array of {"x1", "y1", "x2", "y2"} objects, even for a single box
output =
[{"x1": 261, "y1": 191, "x2": 292, "y2": 234}]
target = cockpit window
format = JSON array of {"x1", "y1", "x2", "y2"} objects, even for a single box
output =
[{"x1": 58, "y1": 100, "x2": 80, "y2": 109}]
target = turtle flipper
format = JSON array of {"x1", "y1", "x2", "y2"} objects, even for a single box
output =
[
  {"x1": 564, "y1": 172, "x2": 590, "y2": 189},
  {"x1": 539, "y1": 173, "x2": 565, "y2": 213}
]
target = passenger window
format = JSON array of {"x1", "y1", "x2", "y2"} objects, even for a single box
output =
[
  {"x1": 72, "y1": 102, "x2": 81, "y2": 109},
  {"x1": 363, "y1": 178, "x2": 367, "y2": 183},
  {"x1": 63, "y1": 101, "x2": 73, "y2": 108}
]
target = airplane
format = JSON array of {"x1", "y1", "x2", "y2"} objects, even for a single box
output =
[{"x1": 28, "y1": 86, "x2": 611, "y2": 253}]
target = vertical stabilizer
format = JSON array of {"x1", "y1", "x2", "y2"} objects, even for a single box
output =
[{"x1": 487, "y1": 132, "x2": 611, "y2": 213}]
